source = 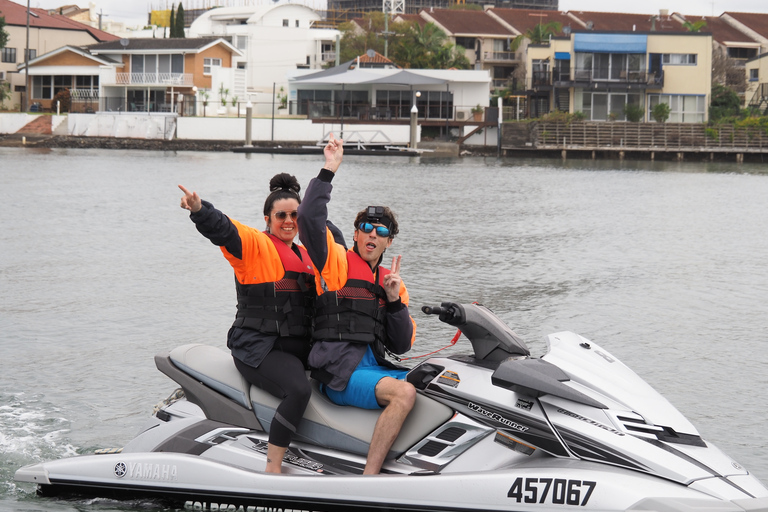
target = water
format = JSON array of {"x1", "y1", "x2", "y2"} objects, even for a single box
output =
[{"x1": 1, "y1": 148, "x2": 767, "y2": 511}]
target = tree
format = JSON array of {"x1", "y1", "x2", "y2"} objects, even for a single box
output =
[
  {"x1": 651, "y1": 102, "x2": 670, "y2": 123},
  {"x1": 683, "y1": 20, "x2": 707, "y2": 32},
  {"x1": 169, "y1": 6, "x2": 176, "y2": 38},
  {"x1": 175, "y1": 3, "x2": 186, "y2": 38},
  {"x1": 337, "y1": 14, "x2": 469, "y2": 70},
  {"x1": 709, "y1": 83, "x2": 741, "y2": 121},
  {"x1": 511, "y1": 21, "x2": 562, "y2": 50},
  {"x1": 1, "y1": 16, "x2": 9, "y2": 50}
]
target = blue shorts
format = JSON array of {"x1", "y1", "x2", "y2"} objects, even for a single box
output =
[{"x1": 324, "y1": 347, "x2": 408, "y2": 410}]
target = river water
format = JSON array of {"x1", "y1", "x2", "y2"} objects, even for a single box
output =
[{"x1": 1, "y1": 148, "x2": 767, "y2": 511}]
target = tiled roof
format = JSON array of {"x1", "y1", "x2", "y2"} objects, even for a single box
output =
[
  {"x1": 678, "y1": 15, "x2": 756, "y2": 44},
  {"x1": 394, "y1": 13, "x2": 427, "y2": 28},
  {"x1": 87, "y1": 37, "x2": 228, "y2": 52},
  {"x1": 356, "y1": 50, "x2": 397, "y2": 66},
  {"x1": 0, "y1": 0, "x2": 118, "y2": 41},
  {"x1": 422, "y1": 9, "x2": 513, "y2": 36},
  {"x1": 723, "y1": 12, "x2": 768, "y2": 39},
  {"x1": 489, "y1": 8, "x2": 573, "y2": 36},
  {"x1": 566, "y1": 11, "x2": 682, "y2": 32}
]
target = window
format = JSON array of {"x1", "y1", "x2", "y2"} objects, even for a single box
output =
[
  {"x1": 25, "y1": 49, "x2": 37, "y2": 61},
  {"x1": 1, "y1": 48, "x2": 16, "y2": 63},
  {"x1": 648, "y1": 94, "x2": 705, "y2": 123},
  {"x1": 455, "y1": 37, "x2": 475, "y2": 51},
  {"x1": 578, "y1": 91, "x2": 641, "y2": 121},
  {"x1": 203, "y1": 57, "x2": 222, "y2": 75},
  {"x1": 75, "y1": 75, "x2": 99, "y2": 90},
  {"x1": 727, "y1": 47, "x2": 757, "y2": 60},
  {"x1": 749, "y1": 68, "x2": 759, "y2": 81},
  {"x1": 32, "y1": 76, "x2": 52, "y2": 99},
  {"x1": 53, "y1": 75, "x2": 72, "y2": 97},
  {"x1": 235, "y1": 35, "x2": 247, "y2": 50},
  {"x1": 662, "y1": 53, "x2": 697, "y2": 65},
  {"x1": 282, "y1": 19, "x2": 289, "y2": 27},
  {"x1": 295, "y1": 20, "x2": 300, "y2": 27}
]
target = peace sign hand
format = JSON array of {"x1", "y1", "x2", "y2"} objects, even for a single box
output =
[
  {"x1": 382, "y1": 255, "x2": 402, "y2": 303},
  {"x1": 178, "y1": 184, "x2": 202, "y2": 213}
]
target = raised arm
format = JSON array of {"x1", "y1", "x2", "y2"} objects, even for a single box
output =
[{"x1": 179, "y1": 184, "x2": 243, "y2": 259}]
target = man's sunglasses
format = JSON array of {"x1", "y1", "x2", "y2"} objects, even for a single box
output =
[
  {"x1": 359, "y1": 222, "x2": 390, "y2": 238},
  {"x1": 273, "y1": 210, "x2": 298, "y2": 220}
]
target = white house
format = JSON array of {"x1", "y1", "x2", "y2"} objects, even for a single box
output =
[{"x1": 188, "y1": 3, "x2": 340, "y2": 98}]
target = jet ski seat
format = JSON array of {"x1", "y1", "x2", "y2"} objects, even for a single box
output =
[{"x1": 164, "y1": 344, "x2": 453, "y2": 459}]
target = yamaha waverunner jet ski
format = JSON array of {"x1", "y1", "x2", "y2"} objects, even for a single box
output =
[{"x1": 15, "y1": 302, "x2": 768, "y2": 512}]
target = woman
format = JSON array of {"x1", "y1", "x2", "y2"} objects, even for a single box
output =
[{"x1": 178, "y1": 174, "x2": 314, "y2": 474}]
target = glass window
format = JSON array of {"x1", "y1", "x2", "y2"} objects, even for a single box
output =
[
  {"x1": 749, "y1": 68, "x2": 758, "y2": 81},
  {"x1": 662, "y1": 53, "x2": 697, "y2": 65},
  {"x1": 132, "y1": 55, "x2": 144, "y2": 73},
  {"x1": 203, "y1": 58, "x2": 222, "y2": 75},
  {"x1": 158, "y1": 55, "x2": 171, "y2": 74},
  {"x1": 32, "y1": 75, "x2": 52, "y2": 99},
  {"x1": 1, "y1": 48, "x2": 16, "y2": 63},
  {"x1": 235, "y1": 35, "x2": 247, "y2": 50},
  {"x1": 172, "y1": 54, "x2": 184, "y2": 74},
  {"x1": 282, "y1": 19, "x2": 289, "y2": 27}
]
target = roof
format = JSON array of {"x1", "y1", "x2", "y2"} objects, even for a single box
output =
[
  {"x1": 488, "y1": 8, "x2": 574, "y2": 36},
  {"x1": 0, "y1": 0, "x2": 118, "y2": 41},
  {"x1": 676, "y1": 15, "x2": 757, "y2": 44},
  {"x1": 87, "y1": 37, "x2": 240, "y2": 55},
  {"x1": 356, "y1": 50, "x2": 399, "y2": 68},
  {"x1": 393, "y1": 13, "x2": 427, "y2": 28},
  {"x1": 421, "y1": 9, "x2": 513, "y2": 37},
  {"x1": 723, "y1": 12, "x2": 768, "y2": 40},
  {"x1": 566, "y1": 11, "x2": 682, "y2": 32}
]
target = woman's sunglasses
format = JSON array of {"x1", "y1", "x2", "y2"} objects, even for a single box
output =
[
  {"x1": 273, "y1": 210, "x2": 298, "y2": 221},
  {"x1": 359, "y1": 222, "x2": 390, "y2": 238}
]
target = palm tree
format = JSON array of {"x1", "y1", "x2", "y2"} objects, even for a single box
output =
[
  {"x1": 510, "y1": 21, "x2": 562, "y2": 51},
  {"x1": 682, "y1": 20, "x2": 707, "y2": 32}
]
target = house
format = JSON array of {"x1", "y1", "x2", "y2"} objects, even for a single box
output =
[
  {"x1": 21, "y1": 37, "x2": 241, "y2": 113},
  {"x1": 288, "y1": 53, "x2": 491, "y2": 126},
  {"x1": 526, "y1": 28, "x2": 712, "y2": 122},
  {"x1": 745, "y1": 53, "x2": 768, "y2": 114},
  {"x1": 418, "y1": 9, "x2": 517, "y2": 89},
  {"x1": 187, "y1": 4, "x2": 339, "y2": 97},
  {"x1": 0, "y1": 0, "x2": 117, "y2": 109}
]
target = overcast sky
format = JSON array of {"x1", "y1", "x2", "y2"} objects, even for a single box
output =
[{"x1": 21, "y1": 0, "x2": 768, "y2": 29}]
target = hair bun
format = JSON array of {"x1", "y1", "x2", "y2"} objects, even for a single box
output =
[{"x1": 269, "y1": 173, "x2": 301, "y2": 194}]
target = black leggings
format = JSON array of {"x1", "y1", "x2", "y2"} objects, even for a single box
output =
[{"x1": 233, "y1": 338, "x2": 311, "y2": 448}]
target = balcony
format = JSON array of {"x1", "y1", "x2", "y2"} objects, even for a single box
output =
[
  {"x1": 109, "y1": 73, "x2": 194, "y2": 87},
  {"x1": 321, "y1": 51, "x2": 336, "y2": 63},
  {"x1": 572, "y1": 68, "x2": 663, "y2": 88},
  {"x1": 483, "y1": 51, "x2": 517, "y2": 63}
]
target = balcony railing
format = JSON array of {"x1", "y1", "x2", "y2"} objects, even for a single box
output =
[
  {"x1": 321, "y1": 51, "x2": 336, "y2": 62},
  {"x1": 483, "y1": 51, "x2": 517, "y2": 62},
  {"x1": 572, "y1": 68, "x2": 664, "y2": 87},
  {"x1": 111, "y1": 73, "x2": 193, "y2": 86}
]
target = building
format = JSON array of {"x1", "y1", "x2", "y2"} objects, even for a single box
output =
[
  {"x1": 327, "y1": 0, "x2": 556, "y2": 17},
  {"x1": 0, "y1": 0, "x2": 117, "y2": 109},
  {"x1": 289, "y1": 53, "x2": 491, "y2": 124},
  {"x1": 526, "y1": 29, "x2": 712, "y2": 122},
  {"x1": 187, "y1": 4, "x2": 339, "y2": 96},
  {"x1": 746, "y1": 53, "x2": 768, "y2": 114},
  {"x1": 20, "y1": 37, "x2": 241, "y2": 113}
]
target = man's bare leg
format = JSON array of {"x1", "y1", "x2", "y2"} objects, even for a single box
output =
[{"x1": 363, "y1": 377, "x2": 416, "y2": 475}]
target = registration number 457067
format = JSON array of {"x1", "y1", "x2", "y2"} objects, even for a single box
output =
[{"x1": 507, "y1": 477, "x2": 597, "y2": 506}]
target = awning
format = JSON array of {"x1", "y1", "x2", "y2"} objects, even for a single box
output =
[
  {"x1": 574, "y1": 33, "x2": 647, "y2": 54},
  {"x1": 555, "y1": 52, "x2": 571, "y2": 60}
]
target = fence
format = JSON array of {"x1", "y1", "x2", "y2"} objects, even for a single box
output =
[{"x1": 533, "y1": 122, "x2": 768, "y2": 150}]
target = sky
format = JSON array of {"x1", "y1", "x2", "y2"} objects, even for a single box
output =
[{"x1": 18, "y1": 0, "x2": 768, "y2": 29}]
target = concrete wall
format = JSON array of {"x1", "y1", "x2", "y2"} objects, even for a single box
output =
[
  {"x1": 0, "y1": 112, "x2": 417, "y2": 146},
  {"x1": 177, "y1": 117, "x2": 415, "y2": 145}
]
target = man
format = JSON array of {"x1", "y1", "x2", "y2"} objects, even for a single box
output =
[{"x1": 297, "y1": 135, "x2": 416, "y2": 475}]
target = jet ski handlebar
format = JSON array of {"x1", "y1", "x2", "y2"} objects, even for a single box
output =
[{"x1": 422, "y1": 302, "x2": 531, "y2": 361}]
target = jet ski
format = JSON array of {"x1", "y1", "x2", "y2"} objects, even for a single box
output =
[{"x1": 15, "y1": 302, "x2": 768, "y2": 512}]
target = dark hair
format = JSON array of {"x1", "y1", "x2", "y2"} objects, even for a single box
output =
[
  {"x1": 353, "y1": 206, "x2": 399, "y2": 239},
  {"x1": 263, "y1": 173, "x2": 301, "y2": 216}
]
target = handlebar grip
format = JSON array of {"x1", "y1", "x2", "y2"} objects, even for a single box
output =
[{"x1": 422, "y1": 305, "x2": 444, "y2": 315}]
